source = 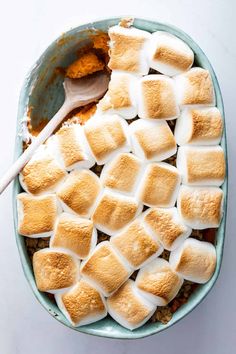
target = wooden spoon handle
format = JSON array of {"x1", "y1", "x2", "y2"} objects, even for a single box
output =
[{"x1": 0, "y1": 100, "x2": 71, "y2": 195}]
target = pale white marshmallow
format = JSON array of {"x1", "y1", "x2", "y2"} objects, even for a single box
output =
[
  {"x1": 137, "y1": 75, "x2": 180, "y2": 120},
  {"x1": 129, "y1": 119, "x2": 177, "y2": 162},
  {"x1": 110, "y1": 217, "x2": 163, "y2": 270},
  {"x1": 174, "y1": 67, "x2": 215, "y2": 108},
  {"x1": 80, "y1": 241, "x2": 132, "y2": 297},
  {"x1": 19, "y1": 144, "x2": 67, "y2": 196},
  {"x1": 17, "y1": 193, "x2": 61, "y2": 238},
  {"x1": 136, "y1": 258, "x2": 183, "y2": 305},
  {"x1": 137, "y1": 162, "x2": 181, "y2": 208},
  {"x1": 55, "y1": 279, "x2": 107, "y2": 326},
  {"x1": 100, "y1": 152, "x2": 144, "y2": 196},
  {"x1": 177, "y1": 185, "x2": 224, "y2": 229},
  {"x1": 176, "y1": 146, "x2": 225, "y2": 186},
  {"x1": 92, "y1": 189, "x2": 143, "y2": 236},
  {"x1": 108, "y1": 25, "x2": 151, "y2": 75},
  {"x1": 107, "y1": 279, "x2": 156, "y2": 330},
  {"x1": 143, "y1": 207, "x2": 192, "y2": 251},
  {"x1": 174, "y1": 107, "x2": 223, "y2": 146},
  {"x1": 169, "y1": 238, "x2": 217, "y2": 283},
  {"x1": 84, "y1": 114, "x2": 131, "y2": 165},
  {"x1": 97, "y1": 72, "x2": 138, "y2": 119},
  {"x1": 33, "y1": 247, "x2": 80, "y2": 294},
  {"x1": 46, "y1": 124, "x2": 95, "y2": 171},
  {"x1": 50, "y1": 213, "x2": 97, "y2": 259},
  {"x1": 148, "y1": 31, "x2": 194, "y2": 76}
]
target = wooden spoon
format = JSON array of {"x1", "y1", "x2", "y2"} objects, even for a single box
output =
[{"x1": 0, "y1": 71, "x2": 109, "y2": 194}]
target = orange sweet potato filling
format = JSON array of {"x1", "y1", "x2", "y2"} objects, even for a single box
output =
[
  {"x1": 26, "y1": 32, "x2": 109, "y2": 140},
  {"x1": 66, "y1": 52, "x2": 105, "y2": 79}
]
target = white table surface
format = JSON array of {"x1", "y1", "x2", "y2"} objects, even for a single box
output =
[{"x1": 0, "y1": 1, "x2": 235, "y2": 353}]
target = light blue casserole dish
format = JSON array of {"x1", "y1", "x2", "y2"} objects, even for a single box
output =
[{"x1": 12, "y1": 17, "x2": 228, "y2": 339}]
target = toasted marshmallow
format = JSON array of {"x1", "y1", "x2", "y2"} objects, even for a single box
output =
[
  {"x1": 92, "y1": 189, "x2": 142, "y2": 236},
  {"x1": 100, "y1": 153, "x2": 143, "y2": 195},
  {"x1": 57, "y1": 170, "x2": 101, "y2": 218},
  {"x1": 108, "y1": 25, "x2": 151, "y2": 75},
  {"x1": 20, "y1": 145, "x2": 67, "y2": 195},
  {"x1": 177, "y1": 146, "x2": 225, "y2": 186},
  {"x1": 50, "y1": 213, "x2": 97, "y2": 259},
  {"x1": 136, "y1": 258, "x2": 183, "y2": 305},
  {"x1": 175, "y1": 67, "x2": 215, "y2": 107},
  {"x1": 138, "y1": 75, "x2": 179, "y2": 120},
  {"x1": 169, "y1": 238, "x2": 216, "y2": 283},
  {"x1": 148, "y1": 31, "x2": 194, "y2": 76},
  {"x1": 80, "y1": 241, "x2": 131, "y2": 296},
  {"x1": 84, "y1": 115, "x2": 130, "y2": 165},
  {"x1": 17, "y1": 193, "x2": 59, "y2": 237},
  {"x1": 97, "y1": 72, "x2": 138, "y2": 119},
  {"x1": 47, "y1": 125, "x2": 95, "y2": 171},
  {"x1": 137, "y1": 162, "x2": 181, "y2": 207},
  {"x1": 143, "y1": 207, "x2": 192, "y2": 251},
  {"x1": 111, "y1": 218, "x2": 163, "y2": 270},
  {"x1": 174, "y1": 107, "x2": 223, "y2": 146},
  {"x1": 107, "y1": 279, "x2": 156, "y2": 330},
  {"x1": 129, "y1": 119, "x2": 177, "y2": 161},
  {"x1": 55, "y1": 279, "x2": 107, "y2": 326},
  {"x1": 33, "y1": 248, "x2": 79, "y2": 293},
  {"x1": 177, "y1": 185, "x2": 223, "y2": 229}
]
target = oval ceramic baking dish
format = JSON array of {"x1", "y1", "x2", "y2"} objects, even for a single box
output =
[{"x1": 12, "y1": 17, "x2": 228, "y2": 339}]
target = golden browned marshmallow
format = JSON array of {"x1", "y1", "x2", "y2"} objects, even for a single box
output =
[
  {"x1": 136, "y1": 258, "x2": 183, "y2": 305},
  {"x1": 84, "y1": 115, "x2": 130, "y2": 165},
  {"x1": 108, "y1": 25, "x2": 151, "y2": 75},
  {"x1": 47, "y1": 125, "x2": 95, "y2": 171},
  {"x1": 169, "y1": 238, "x2": 217, "y2": 283},
  {"x1": 111, "y1": 218, "x2": 163, "y2": 269},
  {"x1": 143, "y1": 207, "x2": 192, "y2": 251},
  {"x1": 97, "y1": 72, "x2": 138, "y2": 119},
  {"x1": 107, "y1": 279, "x2": 156, "y2": 330},
  {"x1": 177, "y1": 185, "x2": 223, "y2": 229},
  {"x1": 138, "y1": 75, "x2": 179, "y2": 120},
  {"x1": 174, "y1": 107, "x2": 223, "y2": 146},
  {"x1": 137, "y1": 162, "x2": 181, "y2": 207},
  {"x1": 33, "y1": 248, "x2": 79, "y2": 293},
  {"x1": 148, "y1": 31, "x2": 194, "y2": 76},
  {"x1": 50, "y1": 213, "x2": 97, "y2": 259},
  {"x1": 100, "y1": 153, "x2": 143, "y2": 195},
  {"x1": 92, "y1": 190, "x2": 142, "y2": 236},
  {"x1": 55, "y1": 279, "x2": 107, "y2": 326},
  {"x1": 17, "y1": 193, "x2": 59, "y2": 237},
  {"x1": 57, "y1": 170, "x2": 101, "y2": 218},
  {"x1": 20, "y1": 146, "x2": 67, "y2": 195},
  {"x1": 177, "y1": 146, "x2": 226, "y2": 186},
  {"x1": 80, "y1": 241, "x2": 131, "y2": 296},
  {"x1": 129, "y1": 119, "x2": 177, "y2": 161},
  {"x1": 175, "y1": 67, "x2": 215, "y2": 107}
]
